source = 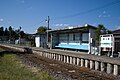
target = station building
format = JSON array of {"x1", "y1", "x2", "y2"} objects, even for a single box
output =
[
  {"x1": 49, "y1": 24, "x2": 97, "y2": 54},
  {"x1": 35, "y1": 33, "x2": 47, "y2": 48},
  {"x1": 99, "y1": 29, "x2": 120, "y2": 57}
]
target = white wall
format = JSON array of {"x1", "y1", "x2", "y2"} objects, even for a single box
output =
[
  {"x1": 35, "y1": 37, "x2": 40, "y2": 47},
  {"x1": 35, "y1": 35, "x2": 47, "y2": 48}
]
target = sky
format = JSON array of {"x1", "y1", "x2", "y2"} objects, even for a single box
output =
[{"x1": 0, "y1": 0, "x2": 120, "y2": 33}]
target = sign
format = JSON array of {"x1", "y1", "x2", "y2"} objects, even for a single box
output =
[{"x1": 100, "y1": 34, "x2": 113, "y2": 48}]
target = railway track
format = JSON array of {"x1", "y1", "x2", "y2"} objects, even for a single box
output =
[
  {"x1": 16, "y1": 53, "x2": 118, "y2": 80},
  {"x1": 0, "y1": 44, "x2": 119, "y2": 80}
]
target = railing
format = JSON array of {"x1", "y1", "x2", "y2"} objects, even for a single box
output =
[
  {"x1": 0, "y1": 44, "x2": 120, "y2": 76},
  {"x1": 33, "y1": 50, "x2": 120, "y2": 75}
]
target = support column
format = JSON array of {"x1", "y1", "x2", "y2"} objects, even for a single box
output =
[
  {"x1": 90, "y1": 60, "x2": 94, "y2": 69},
  {"x1": 95, "y1": 61, "x2": 99, "y2": 70},
  {"x1": 41, "y1": 52, "x2": 43, "y2": 57},
  {"x1": 61, "y1": 55, "x2": 64, "y2": 61},
  {"x1": 49, "y1": 53, "x2": 51, "y2": 59},
  {"x1": 58, "y1": 54, "x2": 61, "y2": 61},
  {"x1": 73, "y1": 57, "x2": 76, "y2": 65},
  {"x1": 85, "y1": 60, "x2": 89, "y2": 68},
  {"x1": 107, "y1": 63, "x2": 112, "y2": 74},
  {"x1": 70, "y1": 57, "x2": 73, "y2": 64},
  {"x1": 47, "y1": 53, "x2": 49, "y2": 58},
  {"x1": 55, "y1": 54, "x2": 57, "y2": 60},
  {"x1": 101, "y1": 62, "x2": 105, "y2": 72},
  {"x1": 77, "y1": 58, "x2": 80, "y2": 66},
  {"x1": 64, "y1": 55, "x2": 66, "y2": 63},
  {"x1": 113, "y1": 65, "x2": 118, "y2": 75},
  {"x1": 44, "y1": 53, "x2": 46, "y2": 57},
  {"x1": 42, "y1": 53, "x2": 45, "y2": 57},
  {"x1": 54, "y1": 54, "x2": 56, "y2": 60},
  {"x1": 50, "y1": 53, "x2": 52, "y2": 59},
  {"x1": 46, "y1": 53, "x2": 47, "y2": 58},
  {"x1": 48, "y1": 53, "x2": 50, "y2": 58},
  {"x1": 81, "y1": 59, "x2": 84, "y2": 67},
  {"x1": 40, "y1": 52, "x2": 42, "y2": 56},
  {"x1": 67, "y1": 56, "x2": 69, "y2": 63},
  {"x1": 53, "y1": 54, "x2": 56, "y2": 59},
  {"x1": 60, "y1": 55, "x2": 62, "y2": 61},
  {"x1": 52, "y1": 53, "x2": 54, "y2": 59},
  {"x1": 55, "y1": 54, "x2": 58, "y2": 60}
]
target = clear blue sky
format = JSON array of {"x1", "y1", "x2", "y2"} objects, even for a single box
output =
[{"x1": 0, "y1": 0, "x2": 120, "y2": 33}]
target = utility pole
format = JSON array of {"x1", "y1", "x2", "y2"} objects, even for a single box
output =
[
  {"x1": 19, "y1": 26, "x2": 21, "y2": 45},
  {"x1": 46, "y1": 16, "x2": 50, "y2": 48}
]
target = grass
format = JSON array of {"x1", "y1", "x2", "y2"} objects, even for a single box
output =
[{"x1": 0, "y1": 53, "x2": 54, "y2": 80}]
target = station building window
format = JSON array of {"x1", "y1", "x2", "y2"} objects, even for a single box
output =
[{"x1": 82, "y1": 33, "x2": 89, "y2": 43}]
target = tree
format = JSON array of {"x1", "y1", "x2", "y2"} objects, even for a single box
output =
[
  {"x1": 8, "y1": 26, "x2": 13, "y2": 38},
  {"x1": 20, "y1": 31, "x2": 25, "y2": 38},
  {"x1": 8, "y1": 26, "x2": 16, "y2": 40},
  {"x1": 37, "y1": 26, "x2": 47, "y2": 33},
  {"x1": 4, "y1": 28, "x2": 9, "y2": 36},
  {"x1": 0, "y1": 27, "x2": 4, "y2": 36}
]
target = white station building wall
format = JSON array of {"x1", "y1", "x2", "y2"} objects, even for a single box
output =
[{"x1": 35, "y1": 37, "x2": 40, "y2": 47}]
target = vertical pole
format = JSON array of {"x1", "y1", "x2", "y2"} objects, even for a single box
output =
[
  {"x1": 19, "y1": 27, "x2": 21, "y2": 45},
  {"x1": 46, "y1": 16, "x2": 50, "y2": 48},
  {"x1": 98, "y1": 35, "x2": 101, "y2": 56},
  {"x1": 88, "y1": 30, "x2": 91, "y2": 54},
  {"x1": 111, "y1": 35, "x2": 114, "y2": 57},
  {"x1": 50, "y1": 33, "x2": 53, "y2": 49}
]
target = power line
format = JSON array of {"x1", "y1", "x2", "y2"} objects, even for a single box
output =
[
  {"x1": 52, "y1": 0, "x2": 120, "y2": 20},
  {"x1": 29, "y1": 20, "x2": 45, "y2": 27},
  {"x1": 25, "y1": 0, "x2": 120, "y2": 29}
]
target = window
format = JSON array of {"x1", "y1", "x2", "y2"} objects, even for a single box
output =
[
  {"x1": 75, "y1": 33, "x2": 80, "y2": 40},
  {"x1": 59, "y1": 34, "x2": 67, "y2": 43},
  {"x1": 75, "y1": 33, "x2": 80, "y2": 43},
  {"x1": 82, "y1": 33, "x2": 89, "y2": 43},
  {"x1": 69, "y1": 33, "x2": 73, "y2": 42}
]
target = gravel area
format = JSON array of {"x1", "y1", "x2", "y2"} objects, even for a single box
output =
[{"x1": 16, "y1": 53, "x2": 120, "y2": 80}]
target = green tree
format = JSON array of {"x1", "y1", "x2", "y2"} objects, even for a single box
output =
[
  {"x1": 20, "y1": 31, "x2": 25, "y2": 38},
  {"x1": 8, "y1": 26, "x2": 12, "y2": 38},
  {"x1": 0, "y1": 27, "x2": 4, "y2": 36},
  {"x1": 8, "y1": 26, "x2": 16, "y2": 40},
  {"x1": 37, "y1": 26, "x2": 47, "y2": 33},
  {"x1": 14, "y1": 27, "x2": 22, "y2": 39},
  {"x1": 4, "y1": 28, "x2": 9, "y2": 36}
]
